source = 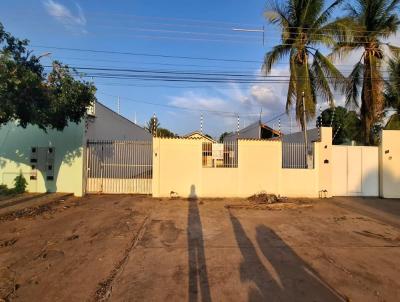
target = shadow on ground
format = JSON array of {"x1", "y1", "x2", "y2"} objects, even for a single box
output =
[
  {"x1": 187, "y1": 185, "x2": 212, "y2": 302},
  {"x1": 229, "y1": 211, "x2": 343, "y2": 301}
]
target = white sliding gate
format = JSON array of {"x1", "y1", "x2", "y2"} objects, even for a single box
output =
[
  {"x1": 332, "y1": 146, "x2": 379, "y2": 196},
  {"x1": 86, "y1": 140, "x2": 152, "y2": 194}
]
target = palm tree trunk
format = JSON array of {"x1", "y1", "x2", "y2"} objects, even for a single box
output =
[
  {"x1": 295, "y1": 51, "x2": 314, "y2": 131},
  {"x1": 361, "y1": 52, "x2": 383, "y2": 145}
]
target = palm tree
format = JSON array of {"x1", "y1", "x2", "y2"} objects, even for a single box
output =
[
  {"x1": 334, "y1": 0, "x2": 400, "y2": 144},
  {"x1": 384, "y1": 56, "x2": 400, "y2": 129},
  {"x1": 146, "y1": 116, "x2": 160, "y2": 135},
  {"x1": 263, "y1": 0, "x2": 346, "y2": 129}
]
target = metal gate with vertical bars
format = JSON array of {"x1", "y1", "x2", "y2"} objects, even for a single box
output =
[
  {"x1": 282, "y1": 142, "x2": 314, "y2": 169},
  {"x1": 86, "y1": 140, "x2": 152, "y2": 194}
]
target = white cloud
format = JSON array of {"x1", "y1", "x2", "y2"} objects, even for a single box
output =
[
  {"x1": 166, "y1": 68, "x2": 291, "y2": 136},
  {"x1": 250, "y1": 85, "x2": 276, "y2": 104},
  {"x1": 169, "y1": 91, "x2": 228, "y2": 112},
  {"x1": 43, "y1": 0, "x2": 86, "y2": 32}
]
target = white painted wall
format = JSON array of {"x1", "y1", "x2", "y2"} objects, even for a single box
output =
[
  {"x1": 85, "y1": 102, "x2": 152, "y2": 141},
  {"x1": 332, "y1": 146, "x2": 379, "y2": 196}
]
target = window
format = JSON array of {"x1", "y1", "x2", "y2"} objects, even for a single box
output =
[{"x1": 202, "y1": 141, "x2": 238, "y2": 168}]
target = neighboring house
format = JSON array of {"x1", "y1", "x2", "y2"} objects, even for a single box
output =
[
  {"x1": 282, "y1": 128, "x2": 320, "y2": 143},
  {"x1": 0, "y1": 101, "x2": 151, "y2": 196},
  {"x1": 183, "y1": 131, "x2": 216, "y2": 143},
  {"x1": 223, "y1": 121, "x2": 281, "y2": 141}
]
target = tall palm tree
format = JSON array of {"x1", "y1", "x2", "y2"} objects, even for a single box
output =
[
  {"x1": 334, "y1": 0, "x2": 400, "y2": 144},
  {"x1": 263, "y1": 0, "x2": 346, "y2": 129},
  {"x1": 384, "y1": 56, "x2": 400, "y2": 129}
]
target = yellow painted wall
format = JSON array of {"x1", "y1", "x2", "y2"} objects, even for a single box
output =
[
  {"x1": 238, "y1": 140, "x2": 281, "y2": 196},
  {"x1": 202, "y1": 168, "x2": 239, "y2": 197},
  {"x1": 0, "y1": 122, "x2": 84, "y2": 196},
  {"x1": 152, "y1": 134, "x2": 328, "y2": 198},
  {"x1": 153, "y1": 138, "x2": 202, "y2": 198},
  {"x1": 317, "y1": 128, "x2": 333, "y2": 197},
  {"x1": 279, "y1": 168, "x2": 319, "y2": 197},
  {"x1": 380, "y1": 130, "x2": 400, "y2": 198}
]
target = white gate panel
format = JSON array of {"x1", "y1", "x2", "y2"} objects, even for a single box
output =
[
  {"x1": 361, "y1": 147, "x2": 379, "y2": 196},
  {"x1": 332, "y1": 146, "x2": 378, "y2": 196},
  {"x1": 332, "y1": 146, "x2": 348, "y2": 196},
  {"x1": 347, "y1": 147, "x2": 362, "y2": 194}
]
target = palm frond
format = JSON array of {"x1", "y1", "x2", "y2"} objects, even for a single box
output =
[
  {"x1": 310, "y1": 0, "x2": 345, "y2": 32},
  {"x1": 330, "y1": 41, "x2": 363, "y2": 60},
  {"x1": 264, "y1": 0, "x2": 291, "y2": 28},
  {"x1": 346, "y1": 61, "x2": 364, "y2": 109},
  {"x1": 387, "y1": 43, "x2": 400, "y2": 57},
  {"x1": 313, "y1": 50, "x2": 346, "y2": 92},
  {"x1": 262, "y1": 44, "x2": 291, "y2": 74},
  {"x1": 311, "y1": 58, "x2": 334, "y2": 105}
]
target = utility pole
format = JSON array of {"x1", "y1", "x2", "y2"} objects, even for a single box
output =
[
  {"x1": 302, "y1": 91, "x2": 309, "y2": 168},
  {"x1": 117, "y1": 96, "x2": 120, "y2": 115},
  {"x1": 237, "y1": 114, "x2": 240, "y2": 137},
  {"x1": 200, "y1": 113, "x2": 203, "y2": 134},
  {"x1": 152, "y1": 113, "x2": 156, "y2": 137}
]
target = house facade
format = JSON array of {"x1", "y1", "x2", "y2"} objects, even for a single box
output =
[
  {"x1": 183, "y1": 131, "x2": 216, "y2": 143},
  {"x1": 0, "y1": 101, "x2": 151, "y2": 196},
  {"x1": 223, "y1": 121, "x2": 281, "y2": 141}
]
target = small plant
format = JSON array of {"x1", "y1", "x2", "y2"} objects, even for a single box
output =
[
  {"x1": 0, "y1": 184, "x2": 10, "y2": 195},
  {"x1": 13, "y1": 172, "x2": 28, "y2": 194}
]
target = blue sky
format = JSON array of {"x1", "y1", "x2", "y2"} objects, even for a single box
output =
[{"x1": 1, "y1": 0, "x2": 358, "y2": 137}]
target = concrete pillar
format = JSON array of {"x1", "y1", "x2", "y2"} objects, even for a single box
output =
[{"x1": 380, "y1": 130, "x2": 400, "y2": 198}]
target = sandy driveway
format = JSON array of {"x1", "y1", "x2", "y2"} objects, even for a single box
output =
[{"x1": 0, "y1": 195, "x2": 399, "y2": 301}]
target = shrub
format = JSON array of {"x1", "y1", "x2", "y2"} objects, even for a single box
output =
[
  {"x1": 0, "y1": 184, "x2": 10, "y2": 195},
  {"x1": 13, "y1": 172, "x2": 27, "y2": 194}
]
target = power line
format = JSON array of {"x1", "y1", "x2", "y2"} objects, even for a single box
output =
[
  {"x1": 45, "y1": 10, "x2": 400, "y2": 35},
  {"x1": 97, "y1": 91, "x2": 291, "y2": 123},
  {"x1": 42, "y1": 54, "x2": 366, "y2": 69},
  {"x1": 33, "y1": 45, "x2": 261, "y2": 63},
  {"x1": 56, "y1": 65, "x2": 393, "y2": 78},
  {"x1": 43, "y1": 69, "x2": 393, "y2": 84}
]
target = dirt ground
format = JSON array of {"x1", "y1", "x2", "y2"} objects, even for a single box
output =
[{"x1": 0, "y1": 194, "x2": 399, "y2": 302}]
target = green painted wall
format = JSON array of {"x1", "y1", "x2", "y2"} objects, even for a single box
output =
[{"x1": 0, "y1": 122, "x2": 85, "y2": 196}]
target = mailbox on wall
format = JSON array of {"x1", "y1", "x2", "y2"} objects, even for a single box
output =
[{"x1": 29, "y1": 146, "x2": 56, "y2": 181}]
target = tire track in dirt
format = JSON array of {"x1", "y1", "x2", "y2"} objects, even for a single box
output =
[
  {"x1": 93, "y1": 213, "x2": 152, "y2": 302},
  {"x1": 0, "y1": 194, "x2": 75, "y2": 222}
]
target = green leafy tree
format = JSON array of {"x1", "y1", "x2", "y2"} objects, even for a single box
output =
[
  {"x1": 263, "y1": 0, "x2": 346, "y2": 129},
  {"x1": 219, "y1": 132, "x2": 230, "y2": 142},
  {"x1": 157, "y1": 127, "x2": 177, "y2": 138},
  {"x1": 145, "y1": 116, "x2": 177, "y2": 137},
  {"x1": 0, "y1": 23, "x2": 96, "y2": 130},
  {"x1": 204, "y1": 134, "x2": 214, "y2": 140},
  {"x1": 317, "y1": 106, "x2": 361, "y2": 144},
  {"x1": 334, "y1": 0, "x2": 400, "y2": 144}
]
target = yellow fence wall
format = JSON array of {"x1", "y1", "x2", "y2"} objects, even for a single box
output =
[{"x1": 152, "y1": 128, "x2": 333, "y2": 198}]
